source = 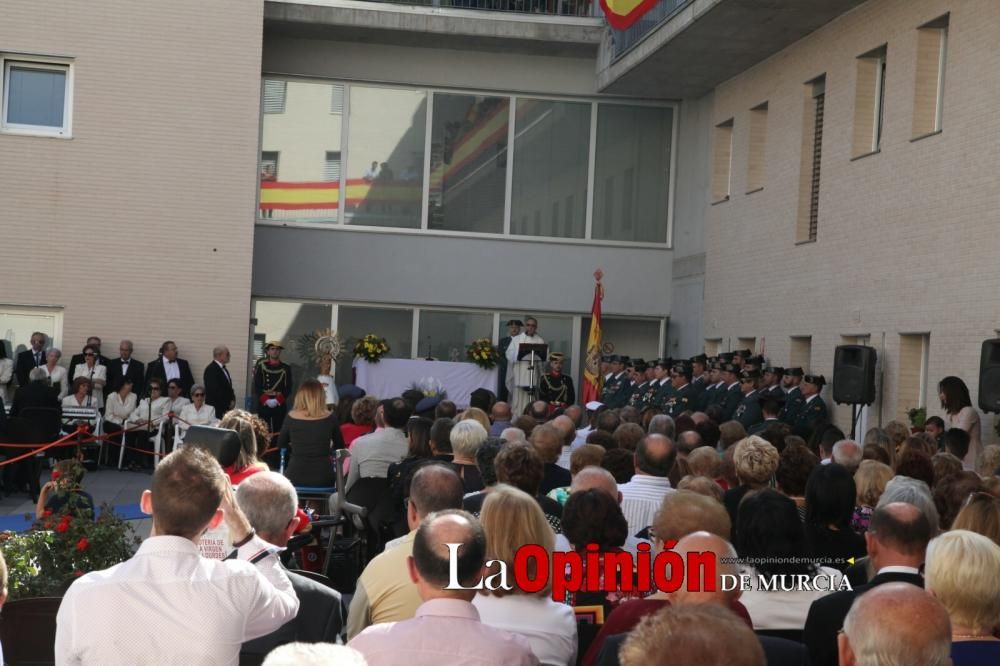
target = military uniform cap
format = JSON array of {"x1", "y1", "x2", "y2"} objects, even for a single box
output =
[
  {"x1": 338, "y1": 384, "x2": 366, "y2": 400},
  {"x1": 786, "y1": 367, "x2": 805, "y2": 377},
  {"x1": 691, "y1": 354, "x2": 708, "y2": 365},
  {"x1": 549, "y1": 352, "x2": 566, "y2": 362},
  {"x1": 740, "y1": 369, "x2": 761, "y2": 380},
  {"x1": 765, "y1": 366, "x2": 785, "y2": 376},
  {"x1": 803, "y1": 374, "x2": 826, "y2": 386},
  {"x1": 264, "y1": 340, "x2": 284, "y2": 350},
  {"x1": 722, "y1": 363, "x2": 740, "y2": 374}
]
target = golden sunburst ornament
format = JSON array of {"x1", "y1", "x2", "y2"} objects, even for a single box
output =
[{"x1": 294, "y1": 328, "x2": 342, "y2": 367}]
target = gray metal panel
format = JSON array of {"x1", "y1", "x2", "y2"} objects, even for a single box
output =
[{"x1": 252, "y1": 225, "x2": 672, "y2": 317}]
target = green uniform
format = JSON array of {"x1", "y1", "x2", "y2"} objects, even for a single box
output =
[{"x1": 665, "y1": 383, "x2": 694, "y2": 418}]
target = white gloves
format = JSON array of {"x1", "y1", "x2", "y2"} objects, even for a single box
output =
[{"x1": 265, "y1": 398, "x2": 279, "y2": 408}]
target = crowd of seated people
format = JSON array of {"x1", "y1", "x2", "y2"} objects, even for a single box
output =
[{"x1": 5, "y1": 344, "x2": 1000, "y2": 665}]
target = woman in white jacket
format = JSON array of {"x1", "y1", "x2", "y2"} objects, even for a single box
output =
[{"x1": 42, "y1": 348, "x2": 70, "y2": 400}]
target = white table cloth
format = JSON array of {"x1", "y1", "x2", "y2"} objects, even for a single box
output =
[{"x1": 353, "y1": 358, "x2": 498, "y2": 407}]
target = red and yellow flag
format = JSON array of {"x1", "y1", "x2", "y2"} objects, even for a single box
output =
[
  {"x1": 600, "y1": 0, "x2": 661, "y2": 30},
  {"x1": 582, "y1": 270, "x2": 605, "y2": 404}
]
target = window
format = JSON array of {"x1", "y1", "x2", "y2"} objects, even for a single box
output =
[
  {"x1": 704, "y1": 339, "x2": 722, "y2": 357},
  {"x1": 711, "y1": 119, "x2": 734, "y2": 203},
  {"x1": 263, "y1": 80, "x2": 286, "y2": 114},
  {"x1": 323, "y1": 152, "x2": 341, "y2": 182},
  {"x1": 737, "y1": 338, "x2": 756, "y2": 354},
  {"x1": 896, "y1": 334, "x2": 930, "y2": 420},
  {"x1": 746, "y1": 102, "x2": 768, "y2": 193},
  {"x1": 852, "y1": 46, "x2": 888, "y2": 156},
  {"x1": 429, "y1": 93, "x2": 509, "y2": 234},
  {"x1": 912, "y1": 15, "x2": 948, "y2": 138},
  {"x1": 1, "y1": 58, "x2": 72, "y2": 136},
  {"x1": 0, "y1": 305, "x2": 63, "y2": 357},
  {"x1": 259, "y1": 79, "x2": 344, "y2": 222},
  {"x1": 511, "y1": 99, "x2": 590, "y2": 239},
  {"x1": 345, "y1": 86, "x2": 427, "y2": 229},
  {"x1": 418, "y1": 310, "x2": 493, "y2": 361},
  {"x1": 797, "y1": 76, "x2": 825, "y2": 243},
  {"x1": 579, "y1": 317, "x2": 662, "y2": 368},
  {"x1": 789, "y1": 336, "x2": 812, "y2": 370},
  {"x1": 336, "y1": 306, "x2": 414, "y2": 383},
  {"x1": 257, "y1": 78, "x2": 676, "y2": 245},
  {"x1": 593, "y1": 104, "x2": 673, "y2": 243},
  {"x1": 252, "y1": 300, "x2": 333, "y2": 395},
  {"x1": 330, "y1": 84, "x2": 345, "y2": 115}
]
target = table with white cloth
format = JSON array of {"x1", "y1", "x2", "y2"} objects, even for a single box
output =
[{"x1": 353, "y1": 358, "x2": 497, "y2": 407}]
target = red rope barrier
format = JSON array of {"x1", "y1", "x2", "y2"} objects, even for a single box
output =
[{"x1": 0, "y1": 427, "x2": 88, "y2": 467}]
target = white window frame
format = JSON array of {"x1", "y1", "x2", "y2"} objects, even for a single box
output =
[
  {"x1": 257, "y1": 76, "x2": 678, "y2": 250},
  {"x1": 1, "y1": 56, "x2": 74, "y2": 138}
]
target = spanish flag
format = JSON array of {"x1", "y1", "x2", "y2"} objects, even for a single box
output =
[
  {"x1": 582, "y1": 272, "x2": 604, "y2": 404},
  {"x1": 601, "y1": 0, "x2": 661, "y2": 30}
]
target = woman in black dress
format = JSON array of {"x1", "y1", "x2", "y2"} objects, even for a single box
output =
[{"x1": 279, "y1": 379, "x2": 345, "y2": 487}]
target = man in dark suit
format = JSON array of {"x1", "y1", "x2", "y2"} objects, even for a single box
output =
[
  {"x1": 145, "y1": 340, "x2": 194, "y2": 395},
  {"x1": 8, "y1": 367, "x2": 61, "y2": 498},
  {"x1": 67, "y1": 336, "x2": 111, "y2": 383},
  {"x1": 747, "y1": 396, "x2": 785, "y2": 436},
  {"x1": 204, "y1": 345, "x2": 236, "y2": 419},
  {"x1": 803, "y1": 502, "x2": 930, "y2": 666},
  {"x1": 719, "y1": 363, "x2": 743, "y2": 421},
  {"x1": 601, "y1": 356, "x2": 633, "y2": 409},
  {"x1": 781, "y1": 367, "x2": 805, "y2": 424},
  {"x1": 496, "y1": 319, "x2": 521, "y2": 403},
  {"x1": 14, "y1": 331, "x2": 48, "y2": 387},
  {"x1": 236, "y1": 472, "x2": 344, "y2": 662},
  {"x1": 734, "y1": 370, "x2": 763, "y2": 430},
  {"x1": 664, "y1": 362, "x2": 694, "y2": 418},
  {"x1": 105, "y1": 339, "x2": 145, "y2": 398}
]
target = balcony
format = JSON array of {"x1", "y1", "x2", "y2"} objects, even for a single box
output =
[
  {"x1": 357, "y1": 0, "x2": 601, "y2": 17},
  {"x1": 265, "y1": 0, "x2": 605, "y2": 57},
  {"x1": 598, "y1": 0, "x2": 866, "y2": 98}
]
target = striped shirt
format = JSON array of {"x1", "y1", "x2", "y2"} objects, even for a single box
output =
[{"x1": 619, "y1": 475, "x2": 675, "y2": 537}]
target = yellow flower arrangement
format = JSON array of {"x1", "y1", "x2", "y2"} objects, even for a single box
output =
[
  {"x1": 354, "y1": 334, "x2": 390, "y2": 363},
  {"x1": 466, "y1": 338, "x2": 499, "y2": 369}
]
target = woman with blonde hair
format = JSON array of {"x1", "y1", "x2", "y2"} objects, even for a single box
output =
[
  {"x1": 724, "y1": 436, "x2": 779, "y2": 524},
  {"x1": 851, "y1": 459, "x2": 894, "y2": 533},
  {"x1": 474, "y1": 484, "x2": 577, "y2": 665},
  {"x1": 925, "y1": 530, "x2": 1000, "y2": 664},
  {"x1": 458, "y1": 406, "x2": 491, "y2": 432},
  {"x1": 952, "y1": 492, "x2": 1000, "y2": 546},
  {"x1": 863, "y1": 426, "x2": 895, "y2": 468},
  {"x1": 278, "y1": 379, "x2": 345, "y2": 487}
]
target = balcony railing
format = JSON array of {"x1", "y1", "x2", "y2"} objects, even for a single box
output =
[
  {"x1": 360, "y1": 0, "x2": 602, "y2": 17},
  {"x1": 610, "y1": 0, "x2": 693, "y2": 59}
]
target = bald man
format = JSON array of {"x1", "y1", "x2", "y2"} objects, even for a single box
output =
[
  {"x1": 805, "y1": 502, "x2": 931, "y2": 666},
  {"x1": 618, "y1": 434, "x2": 677, "y2": 538},
  {"x1": 348, "y1": 510, "x2": 536, "y2": 666},
  {"x1": 839, "y1": 583, "x2": 951, "y2": 666},
  {"x1": 488, "y1": 402, "x2": 512, "y2": 437},
  {"x1": 586, "y1": 532, "x2": 763, "y2": 666}
]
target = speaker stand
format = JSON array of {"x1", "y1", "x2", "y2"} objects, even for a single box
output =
[{"x1": 849, "y1": 404, "x2": 864, "y2": 440}]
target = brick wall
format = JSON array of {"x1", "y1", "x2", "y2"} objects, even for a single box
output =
[
  {"x1": 702, "y1": 0, "x2": 999, "y2": 439},
  {"x1": 0, "y1": 0, "x2": 263, "y2": 397}
]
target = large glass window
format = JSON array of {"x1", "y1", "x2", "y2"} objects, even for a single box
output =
[
  {"x1": 418, "y1": 310, "x2": 493, "y2": 362},
  {"x1": 500, "y1": 313, "x2": 574, "y2": 370},
  {"x1": 429, "y1": 93, "x2": 509, "y2": 234},
  {"x1": 336, "y1": 306, "x2": 414, "y2": 383},
  {"x1": 593, "y1": 104, "x2": 673, "y2": 243},
  {"x1": 259, "y1": 80, "x2": 343, "y2": 222},
  {"x1": 253, "y1": 301, "x2": 334, "y2": 396},
  {"x1": 258, "y1": 79, "x2": 676, "y2": 245},
  {"x1": 578, "y1": 316, "x2": 662, "y2": 365},
  {"x1": 510, "y1": 99, "x2": 590, "y2": 239},
  {"x1": 344, "y1": 86, "x2": 427, "y2": 229}
]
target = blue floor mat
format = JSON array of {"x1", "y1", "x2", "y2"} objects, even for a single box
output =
[{"x1": 0, "y1": 502, "x2": 147, "y2": 532}]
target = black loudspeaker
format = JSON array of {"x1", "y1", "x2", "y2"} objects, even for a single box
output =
[
  {"x1": 833, "y1": 345, "x2": 877, "y2": 405},
  {"x1": 978, "y1": 339, "x2": 1000, "y2": 412},
  {"x1": 184, "y1": 426, "x2": 243, "y2": 468}
]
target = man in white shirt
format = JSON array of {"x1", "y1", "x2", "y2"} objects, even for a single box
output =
[
  {"x1": 345, "y1": 397, "x2": 412, "y2": 493},
  {"x1": 618, "y1": 434, "x2": 677, "y2": 538},
  {"x1": 55, "y1": 446, "x2": 299, "y2": 665},
  {"x1": 505, "y1": 317, "x2": 545, "y2": 418}
]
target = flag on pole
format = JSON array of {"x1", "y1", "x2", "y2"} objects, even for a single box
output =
[
  {"x1": 600, "y1": 0, "x2": 661, "y2": 30},
  {"x1": 582, "y1": 270, "x2": 604, "y2": 404}
]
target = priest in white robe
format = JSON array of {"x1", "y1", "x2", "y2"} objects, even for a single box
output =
[{"x1": 505, "y1": 317, "x2": 545, "y2": 417}]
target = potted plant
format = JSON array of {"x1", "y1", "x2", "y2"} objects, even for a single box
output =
[
  {"x1": 907, "y1": 406, "x2": 927, "y2": 433},
  {"x1": 0, "y1": 502, "x2": 140, "y2": 600}
]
